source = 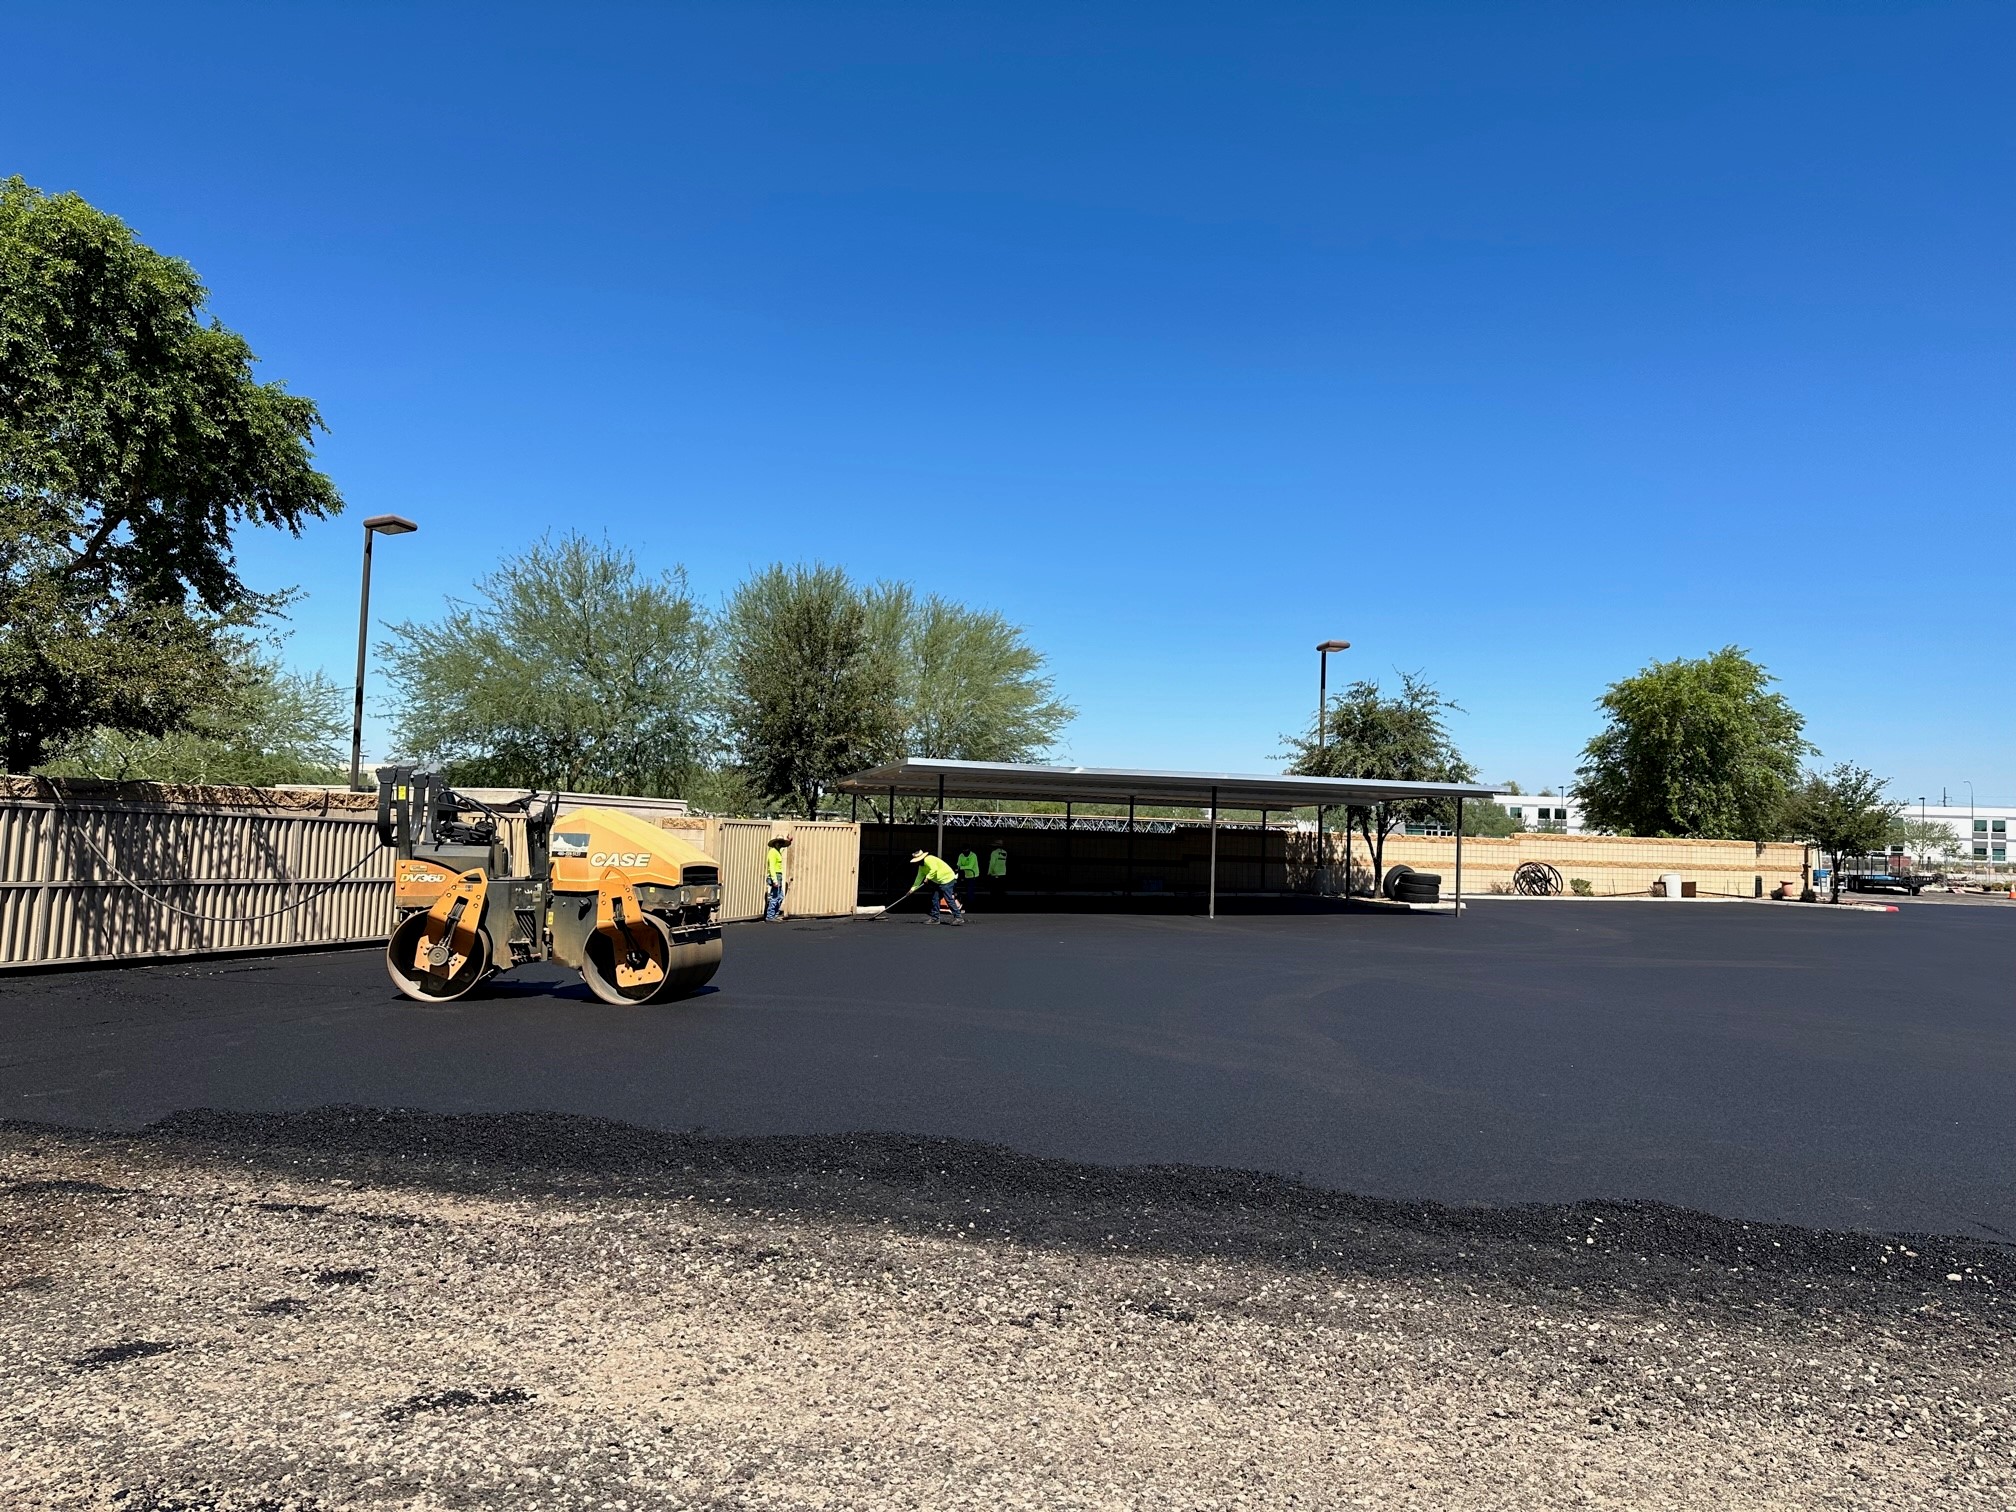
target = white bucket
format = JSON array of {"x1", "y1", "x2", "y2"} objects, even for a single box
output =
[{"x1": 1659, "y1": 872, "x2": 1686, "y2": 899}]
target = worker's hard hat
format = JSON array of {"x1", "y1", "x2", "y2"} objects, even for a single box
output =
[{"x1": 909, "y1": 850, "x2": 928, "y2": 862}]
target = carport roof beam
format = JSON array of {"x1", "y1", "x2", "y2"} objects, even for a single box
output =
[{"x1": 833, "y1": 759, "x2": 1501, "y2": 811}]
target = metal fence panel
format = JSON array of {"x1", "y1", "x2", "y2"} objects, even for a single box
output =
[{"x1": 1, "y1": 797, "x2": 394, "y2": 968}]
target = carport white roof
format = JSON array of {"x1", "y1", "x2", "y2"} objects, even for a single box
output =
[{"x1": 833, "y1": 759, "x2": 1500, "y2": 810}]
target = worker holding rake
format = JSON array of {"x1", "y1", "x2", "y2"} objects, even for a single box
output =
[{"x1": 910, "y1": 849, "x2": 965, "y2": 925}]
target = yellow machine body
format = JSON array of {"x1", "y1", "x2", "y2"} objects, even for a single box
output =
[{"x1": 544, "y1": 807, "x2": 724, "y2": 1003}]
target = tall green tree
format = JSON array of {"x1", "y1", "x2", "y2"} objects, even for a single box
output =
[
  {"x1": 720, "y1": 564, "x2": 898, "y2": 818},
  {"x1": 1783, "y1": 764, "x2": 1898, "y2": 903},
  {"x1": 0, "y1": 177, "x2": 340, "y2": 770},
  {"x1": 866, "y1": 584, "x2": 1073, "y2": 761},
  {"x1": 38, "y1": 643, "x2": 348, "y2": 785},
  {"x1": 1283, "y1": 672, "x2": 1478, "y2": 891},
  {"x1": 1574, "y1": 647, "x2": 1811, "y2": 839},
  {"x1": 381, "y1": 534, "x2": 713, "y2": 796}
]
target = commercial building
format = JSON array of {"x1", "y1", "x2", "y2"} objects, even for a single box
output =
[{"x1": 1891, "y1": 802, "x2": 2016, "y2": 865}]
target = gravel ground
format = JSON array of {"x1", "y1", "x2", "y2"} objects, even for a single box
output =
[{"x1": 1, "y1": 1108, "x2": 2010, "y2": 1511}]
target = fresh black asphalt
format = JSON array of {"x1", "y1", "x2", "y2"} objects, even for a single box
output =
[{"x1": 4, "y1": 899, "x2": 2011, "y2": 1240}]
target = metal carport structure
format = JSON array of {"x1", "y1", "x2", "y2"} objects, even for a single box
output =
[{"x1": 833, "y1": 759, "x2": 1501, "y2": 918}]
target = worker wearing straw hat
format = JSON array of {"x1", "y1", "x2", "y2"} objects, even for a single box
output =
[{"x1": 910, "y1": 850, "x2": 965, "y2": 925}]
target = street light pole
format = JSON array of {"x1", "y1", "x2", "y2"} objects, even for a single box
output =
[
  {"x1": 1316, "y1": 640, "x2": 1349, "y2": 754},
  {"x1": 350, "y1": 514, "x2": 419, "y2": 790},
  {"x1": 1315, "y1": 639, "x2": 1349, "y2": 898}
]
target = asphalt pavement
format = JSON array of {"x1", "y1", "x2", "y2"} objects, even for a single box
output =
[{"x1": 4, "y1": 898, "x2": 2011, "y2": 1239}]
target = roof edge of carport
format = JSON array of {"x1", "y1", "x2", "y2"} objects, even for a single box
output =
[{"x1": 832, "y1": 758, "x2": 1502, "y2": 807}]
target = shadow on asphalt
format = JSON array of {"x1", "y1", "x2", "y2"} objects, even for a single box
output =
[{"x1": 7, "y1": 1106, "x2": 2007, "y2": 1334}]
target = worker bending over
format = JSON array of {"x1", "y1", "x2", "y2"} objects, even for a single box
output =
[
  {"x1": 910, "y1": 849, "x2": 965, "y2": 925},
  {"x1": 764, "y1": 836, "x2": 791, "y2": 921}
]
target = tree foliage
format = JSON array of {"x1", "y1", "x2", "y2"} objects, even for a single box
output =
[
  {"x1": 381, "y1": 534, "x2": 712, "y2": 796},
  {"x1": 1783, "y1": 763, "x2": 1898, "y2": 903},
  {"x1": 1284, "y1": 671, "x2": 1478, "y2": 891},
  {"x1": 1889, "y1": 815, "x2": 1962, "y2": 866},
  {"x1": 720, "y1": 565, "x2": 898, "y2": 819},
  {"x1": 38, "y1": 643, "x2": 348, "y2": 785},
  {"x1": 1573, "y1": 647, "x2": 1811, "y2": 839},
  {"x1": 866, "y1": 584, "x2": 1072, "y2": 762},
  {"x1": 1459, "y1": 797, "x2": 1521, "y2": 838},
  {"x1": 0, "y1": 177, "x2": 340, "y2": 770}
]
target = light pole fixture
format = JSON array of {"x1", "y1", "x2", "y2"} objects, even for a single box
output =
[
  {"x1": 350, "y1": 514, "x2": 419, "y2": 790},
  {"x1": 1315, "y1": 640, "x2": 1350, "y2": 754}
]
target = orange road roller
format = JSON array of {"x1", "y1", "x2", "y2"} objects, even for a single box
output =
[{"x1": 376, "y1": 766, "x2": 723, "y2": 1005}]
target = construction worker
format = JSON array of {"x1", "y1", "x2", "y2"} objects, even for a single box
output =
[
  {"x1": 955, "y1": 845, "x2": 981, "y2": 908},
  {"x1": 763, "y1": 836, "x2": 791, "y2": 921},
  {"x1": 909, "y1": 849, "x2": 964, "y2": 924},
  {"x1": 986, "y1": 840, "x2": 1008, "y2": 904}
]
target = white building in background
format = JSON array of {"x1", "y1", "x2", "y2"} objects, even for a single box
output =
[
  {"x1": 1494, "y1": 795, "x2": 1584, "y2": 833},
  {"x1": 1406, "y1": 795, "x2": 1584, "y2": 836},
  {"x1": 1891, "y1": 802, "x2": 2015, "y2": 864}
]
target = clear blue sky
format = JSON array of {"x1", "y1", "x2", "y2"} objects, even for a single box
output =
[{"x1": 8, "y1": 2, "x2": 2011, "y2": 801}]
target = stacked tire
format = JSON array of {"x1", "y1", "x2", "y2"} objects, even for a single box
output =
[{"x1": 1382, "y1": 864, "x2": 1442, "y2": 905}]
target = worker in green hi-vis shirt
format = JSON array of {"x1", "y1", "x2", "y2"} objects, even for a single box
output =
[
  {"x1": 954, "y1": 846, "x2": 981, "y2": 910},
  {"x1": 763, "y1": 836, "x2": 791, "y2": 921},
  {"x1": 909, "y1": 849, "x2": 964, "y2": 925},
  {"x1": 986, "y1": 840, "x2": 1008, "y2": 906}
]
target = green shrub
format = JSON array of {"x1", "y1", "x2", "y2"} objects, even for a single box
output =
[{"x1": 1570, "y1": 877, "x2": 1595, "y2": 897}]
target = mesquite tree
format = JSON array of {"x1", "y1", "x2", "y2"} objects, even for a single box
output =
[{"x1": 0, "y1": 177, "x2": 340, "y2": 771}]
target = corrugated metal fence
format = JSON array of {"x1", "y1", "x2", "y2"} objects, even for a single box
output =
[
  {"x1": 1, "y1": 782, "x2": 862, "y2": 970},
  {"x1": 0, "y1": 795, "x2": 395, "y2": 967}
]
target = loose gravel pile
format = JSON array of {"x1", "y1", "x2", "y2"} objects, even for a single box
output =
[{"x1": 1, "y1": 1107, "x2": 2009, "y2": 1510}]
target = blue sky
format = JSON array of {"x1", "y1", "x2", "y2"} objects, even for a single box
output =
[{"x1": 8, "y1": 1, "x2": 2011, "y2": 800}]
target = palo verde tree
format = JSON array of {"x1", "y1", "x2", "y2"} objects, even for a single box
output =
[
  {"x1": 1283, "y1": 671, "x2": 1478, "y2": 892},
  {"x1": 1574, "y1": 647, "x2": 1811, "y2": 838},
  {"x1": 381, "y1": 534, "x2": 714, "y2": 796},
  {"x1": 0, "y1": 177, "x2": 340, "y2": 771},
  {"x1": 1783, "y1": 763, "x2": 1898, "y2": 903},
  {"x1": 720, "y1": 564, "x2": 900, "y2": 818}
]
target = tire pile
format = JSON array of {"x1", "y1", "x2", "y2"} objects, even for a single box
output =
[{"x1": 1382, "y1": 864, "x2": 1441, "y2": 904}]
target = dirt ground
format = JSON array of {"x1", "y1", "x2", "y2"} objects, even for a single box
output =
[{"x1": 1, "y1": 1109, "x2": 2009, "y2": 1511}]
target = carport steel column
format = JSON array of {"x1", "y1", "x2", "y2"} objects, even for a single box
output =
[
  {"x1": 1454, "y1": 797, "x2": 1464, "y2": 921},
  {"x1": 935, "y1": 775, "x2": 945, "y2": 858}
]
